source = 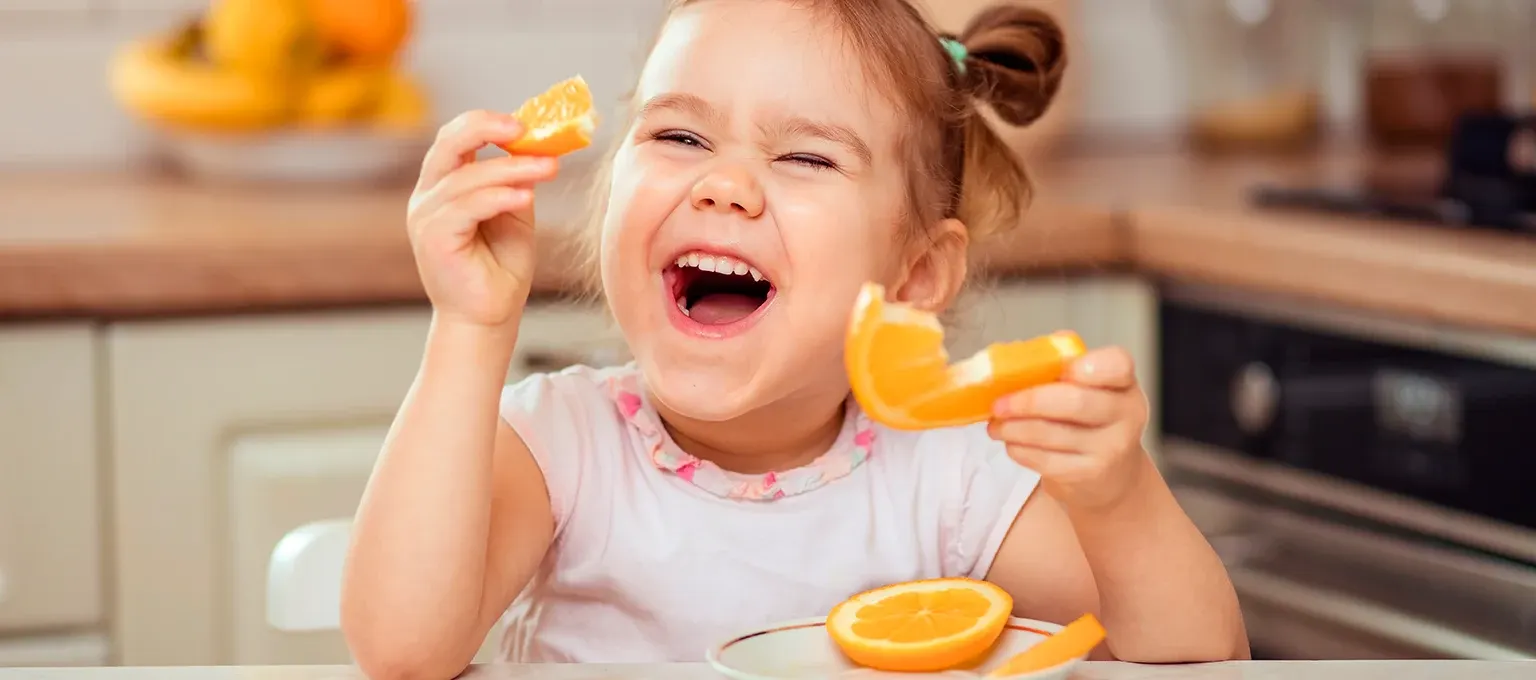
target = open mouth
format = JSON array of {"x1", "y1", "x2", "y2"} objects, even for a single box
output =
[{"x1": 666, "y1": 252, "x2": 776, "y2": 327}]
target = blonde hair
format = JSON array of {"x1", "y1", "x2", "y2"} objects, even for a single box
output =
[{"x1": 572, "y1": 0, "x2": 1066, "y2": 300}]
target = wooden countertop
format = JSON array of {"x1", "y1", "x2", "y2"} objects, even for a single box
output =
[
  {"x1": 0, "y1": 171, "x2": 1120, "y2": 320},
  {"x1": 3, "y1": 149, "x2": 1535, "y2": 335},
  {"x1": 5, "y1": 661, "x2": 1536, "y2": 680}
]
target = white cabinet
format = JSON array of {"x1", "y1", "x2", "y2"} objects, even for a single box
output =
[
  {"x1": 0, "y1": 324, "x2": 103, "y2": 636},
  {"x1": 953, "y1": 276, "x2": 1160, "y2": 450},
  {"x1": 106, "y1": 304, "x2": 625, "y2": 666},
  {"x1": 4, "y1": 275, "x2": 1149, "y2": 668}
]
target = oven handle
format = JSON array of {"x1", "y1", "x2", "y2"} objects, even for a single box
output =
[{"x1": 1230, "y1": 567, "x2": 1531, "y2": 660}]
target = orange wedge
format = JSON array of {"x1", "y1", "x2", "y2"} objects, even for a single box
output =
[
  {"x1": 497, "y1": 75, "x2": 597, "y2": 157},
  {"x1": 846, "y1": 282, "x2": 1087, "y2": 431},
  {"x1": 827, "y1": 578, "x2": 1014, "y2": 673},
  {"x1": 986, "y1": 613, "x2": 1106, "y2": 677}
]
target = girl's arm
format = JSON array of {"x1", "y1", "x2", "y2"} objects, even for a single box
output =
[
  {"x1": 341, "y1": 318, "x2": 556, "y2": 680},
  {"x1": 987, "y1": 464, "x2": 1250, "y2": 663}
]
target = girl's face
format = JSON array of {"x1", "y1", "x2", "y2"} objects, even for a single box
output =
[{"x1": 600, "y1": 0, "x2": 921, "y2": 422}]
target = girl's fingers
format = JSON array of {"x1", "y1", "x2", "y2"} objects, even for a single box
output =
[
  {"x1": 992, "y1": 382, "x2": 1120, "y2": 426},
  {"x1": 413, "y1": 155, "x2": 559, "y2": 216},
  {"x1": 419, "y1": 186, "x2": 534, "y2": 242},
  {"x1": 987, "y1": 418, "x2": 1087, "y2": 454},
  {"x1": 1066, "y1": 346, "x2": 1138, "y2": 390},
  {"x1": 1003, "y1": 444, "x2": 1094, "y2": 478},
  {"x1": 417, "y1": 110, "x2": 525, "y2": 190}
]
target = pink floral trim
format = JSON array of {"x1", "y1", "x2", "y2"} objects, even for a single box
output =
[{"x1": 603, "y1": 368, "x2": 875, "y2": 500}]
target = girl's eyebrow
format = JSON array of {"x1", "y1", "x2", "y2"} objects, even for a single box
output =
[
  {"x1": 637, "y1": 92, "x2": 726, "y2": 127},
  {"x1": 761, "y1": 116, "x2": 873, "y2": 166}
]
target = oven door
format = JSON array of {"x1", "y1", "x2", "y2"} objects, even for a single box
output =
[{"x1": 1166, "y1": 440, "x2": 1536, "y2": 661}]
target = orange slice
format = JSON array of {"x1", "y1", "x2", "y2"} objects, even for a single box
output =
[
  {"x1": 986, "y1": 613, "x2": 1106, "y2": 677},
  {"x1": 846, "y1": 282, "x2": 1087, "y2": 431},
  {"x1": 497, "y1": 75, "x2": 597, "y2": 157},
  {"x1": 827, "y1": 578, "x2": 1013, "y2": 673}
]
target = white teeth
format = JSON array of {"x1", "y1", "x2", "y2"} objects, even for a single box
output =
[
  {"x1": 670, "y1": 250, "x2": 768, "y2": 284},
  {"x1": 676, "y1": 296, "x2": 690, "y2": 316}
]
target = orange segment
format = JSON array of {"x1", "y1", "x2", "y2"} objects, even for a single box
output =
[
  {"x1": 828, "y1": 578, "x2": 1013, "y2": 673},
  {"x1": 846, "y1": 282, "x2": 1087, "y2": 431},
  {"x1": 497, "y1": 75, "x2": 597, "y2": 157},
  {"x1": 986, "y1": 613, "x2": 1106, "y2": 677}
]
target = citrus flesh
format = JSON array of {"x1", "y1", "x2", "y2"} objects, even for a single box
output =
[
  {"x1": 986, "y1": 612, "x2": 1106, "y2": 677},
  {"x1": 498, "y1": 75, "x2": 597, "y2": 157},
  {"x1": 827, "y1": 578, "x2": 1014, "y2": 673},
  {"x1": 846, "y1": 282, "x2": 1087, "y2": 431}
]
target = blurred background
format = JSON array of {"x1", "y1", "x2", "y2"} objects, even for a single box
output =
[{"x1": 1, "y1": 0, "x2": 1535, "y2": 669}]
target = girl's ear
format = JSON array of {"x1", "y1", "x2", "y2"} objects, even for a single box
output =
[{"x1": 890, "y1": 218, "x2": 969, "y2": 313}]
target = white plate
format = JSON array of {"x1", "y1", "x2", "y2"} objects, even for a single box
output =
[
  {"x1": 706, "y1": 616, "x2": 1085, "y2": 679},
  {"x1": 157, "y1": 127, "x2": 431, "y2": 186}
]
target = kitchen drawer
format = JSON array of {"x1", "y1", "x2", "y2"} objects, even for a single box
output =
[
  {"x1": 0, "y1": 633, "x2": 109, "y2": 667},
  {"x1": 0, "y1": 323, "x2": 104, "y2": 632}
]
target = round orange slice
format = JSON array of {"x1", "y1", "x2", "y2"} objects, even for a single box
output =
[
  {"x1": 846, "y1": 282, "x2": 1087, "y2": 431},
  {"x1": 827, "y1": 578, "x2": 1014, "y2": 673},
  {"x1": 986, "y1": 612, "x2": 1106, "y2": 677},
  {"x1": 497, "y1": 75, "x2": 597, "y2": 157}
]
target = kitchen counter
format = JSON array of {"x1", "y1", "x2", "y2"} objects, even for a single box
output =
[
  {"x1": 4, "y1": 148, "x2": 1535, "y2": 335},
  {"x1": 5, "y1": 662, "x2": 1536, "y2": 680},
  {"x1": 0, "y1": 171, "x2": 1121, "y2": 319}
]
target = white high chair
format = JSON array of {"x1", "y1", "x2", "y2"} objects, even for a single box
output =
[{"x1": 266, "y1": 518, "x2": 353, "y2": 632}]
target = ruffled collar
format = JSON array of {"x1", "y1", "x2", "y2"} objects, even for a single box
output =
[{"x1": 603, "y1": 367, "x2": 875, "y2": 501}]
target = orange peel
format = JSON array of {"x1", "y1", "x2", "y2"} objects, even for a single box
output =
[{"x1": 846, "y1": 282, "x2": 1086, "y2": 430}]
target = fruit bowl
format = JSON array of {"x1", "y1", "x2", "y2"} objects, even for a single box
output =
[
  {"x1": 154, "y1": 126, "x2": 430, "y2": 185},
  {"x1": 707, "y1": 616, "x2": 1087, "y2": 679}
]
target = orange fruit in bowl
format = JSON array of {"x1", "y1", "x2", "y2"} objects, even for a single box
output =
[
  {"x1": 846, "y1": 282, "x2": 1087, "y2": 431},
  {"x1": 827, "y1": 578, "x2": 1014, "y2": 673},
  {"x1": 986, "y1": 613, "x2": 1106, "y2": 677},
  {"x1": 497, "y1": 75, "x2": 598, "y2": 157},
  {"x1": 306, "y1": 0, "x2": 412, "y2": 63}
]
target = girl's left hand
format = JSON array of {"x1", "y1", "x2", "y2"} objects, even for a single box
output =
[{"x1": 986, "y1": 346, "x2": 1154, "y2": 512}]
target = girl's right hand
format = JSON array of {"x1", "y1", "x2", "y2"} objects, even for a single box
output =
[{"x1": 406, "y1": 110, "x2": 561, "y2": 329}]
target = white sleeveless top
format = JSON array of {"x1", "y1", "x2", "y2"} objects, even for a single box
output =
[{"x1": 496, "y1": 364, "x2": 1040, "y2": 663}]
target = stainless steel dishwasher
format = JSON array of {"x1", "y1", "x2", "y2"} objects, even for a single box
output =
[{"x1": 1156, "y1": 283, "x2": 1536, "y2": 660}]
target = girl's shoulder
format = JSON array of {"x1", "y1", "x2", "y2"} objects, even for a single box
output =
[
  {"x1": 858, "y1": 422, "x2": 1042, "y2": 579},
  {"x1": 500, "y1": 362, "x2": 636, "y2": 418},
  {"x1": 499, "y1": 363, "x2": 643, "y2": 530},
  {"x1": 870, "y1": 420, "x2": 1016, "y2": 476}
]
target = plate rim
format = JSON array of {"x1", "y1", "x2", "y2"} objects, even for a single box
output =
[{"x1": 705, "y1": 615, "x2": 1067, "y2": 679}]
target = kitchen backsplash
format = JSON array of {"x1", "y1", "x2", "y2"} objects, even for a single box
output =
[{"x1": 0, "y1": 0, "x2": 1362, "y2": 169}]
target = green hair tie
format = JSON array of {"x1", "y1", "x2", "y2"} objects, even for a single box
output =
[{"x1": 940, "y1": 37, "x2": 968, "y2": 74}]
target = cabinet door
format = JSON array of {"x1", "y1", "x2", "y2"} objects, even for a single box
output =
[
  {"x1": 0, "y1": 324, "x2": 102, "y2": 636},
  {"x1": 948, "y1": 278, "x2": 1076, "y2": 358},
  {"x1": 108, "y1": 304, "x2": 624, "y2": 666},
  {"x1": 1064, "y1": 276, "x2": 1160, "y2": 450},
  {"x1": 949, "y1": 276, "x2": 1160, "y2": 453}
]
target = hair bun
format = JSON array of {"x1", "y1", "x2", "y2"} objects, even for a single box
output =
[{"x1": 955, "y1": 4, "x2": 1066, "y2": 127}]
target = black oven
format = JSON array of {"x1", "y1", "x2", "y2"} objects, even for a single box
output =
[{"x1": 1156, "y1": 283, "x2": 1536, "y2": 660}]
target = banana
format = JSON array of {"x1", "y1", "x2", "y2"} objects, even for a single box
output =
[
  {"x1": 204, "y1": 0, "x2": 321, "y2": 80},
  {"x1": 368, "y1": 70, "x2": 430, "y2": 131},
  {"x1": 296, "y1": 64, "x2": 388, "y2": 127},
  {"x1": 108, "y1": 23, "x2": 291, "y2": 133}
]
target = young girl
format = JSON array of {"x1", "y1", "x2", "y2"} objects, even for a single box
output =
[{"x1": 341, "y1": 0, "x2": 1248, "y2": 676}]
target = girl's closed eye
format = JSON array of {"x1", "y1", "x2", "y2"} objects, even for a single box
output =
[
  {"x1": 651, "y1": 129, "x2": 710, "y2": 150},
  {"x1": 778, "y1": 153, "x2": 839, "y2": 171}
]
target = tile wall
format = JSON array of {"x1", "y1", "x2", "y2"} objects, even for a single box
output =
[{"x1": 0, "y1": 0, "x2": 1362, "y2": 170}]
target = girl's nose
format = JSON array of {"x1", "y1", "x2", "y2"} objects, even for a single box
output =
[{"x1": 690, "y1": 166, "x2": 765, "y2": 217}]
